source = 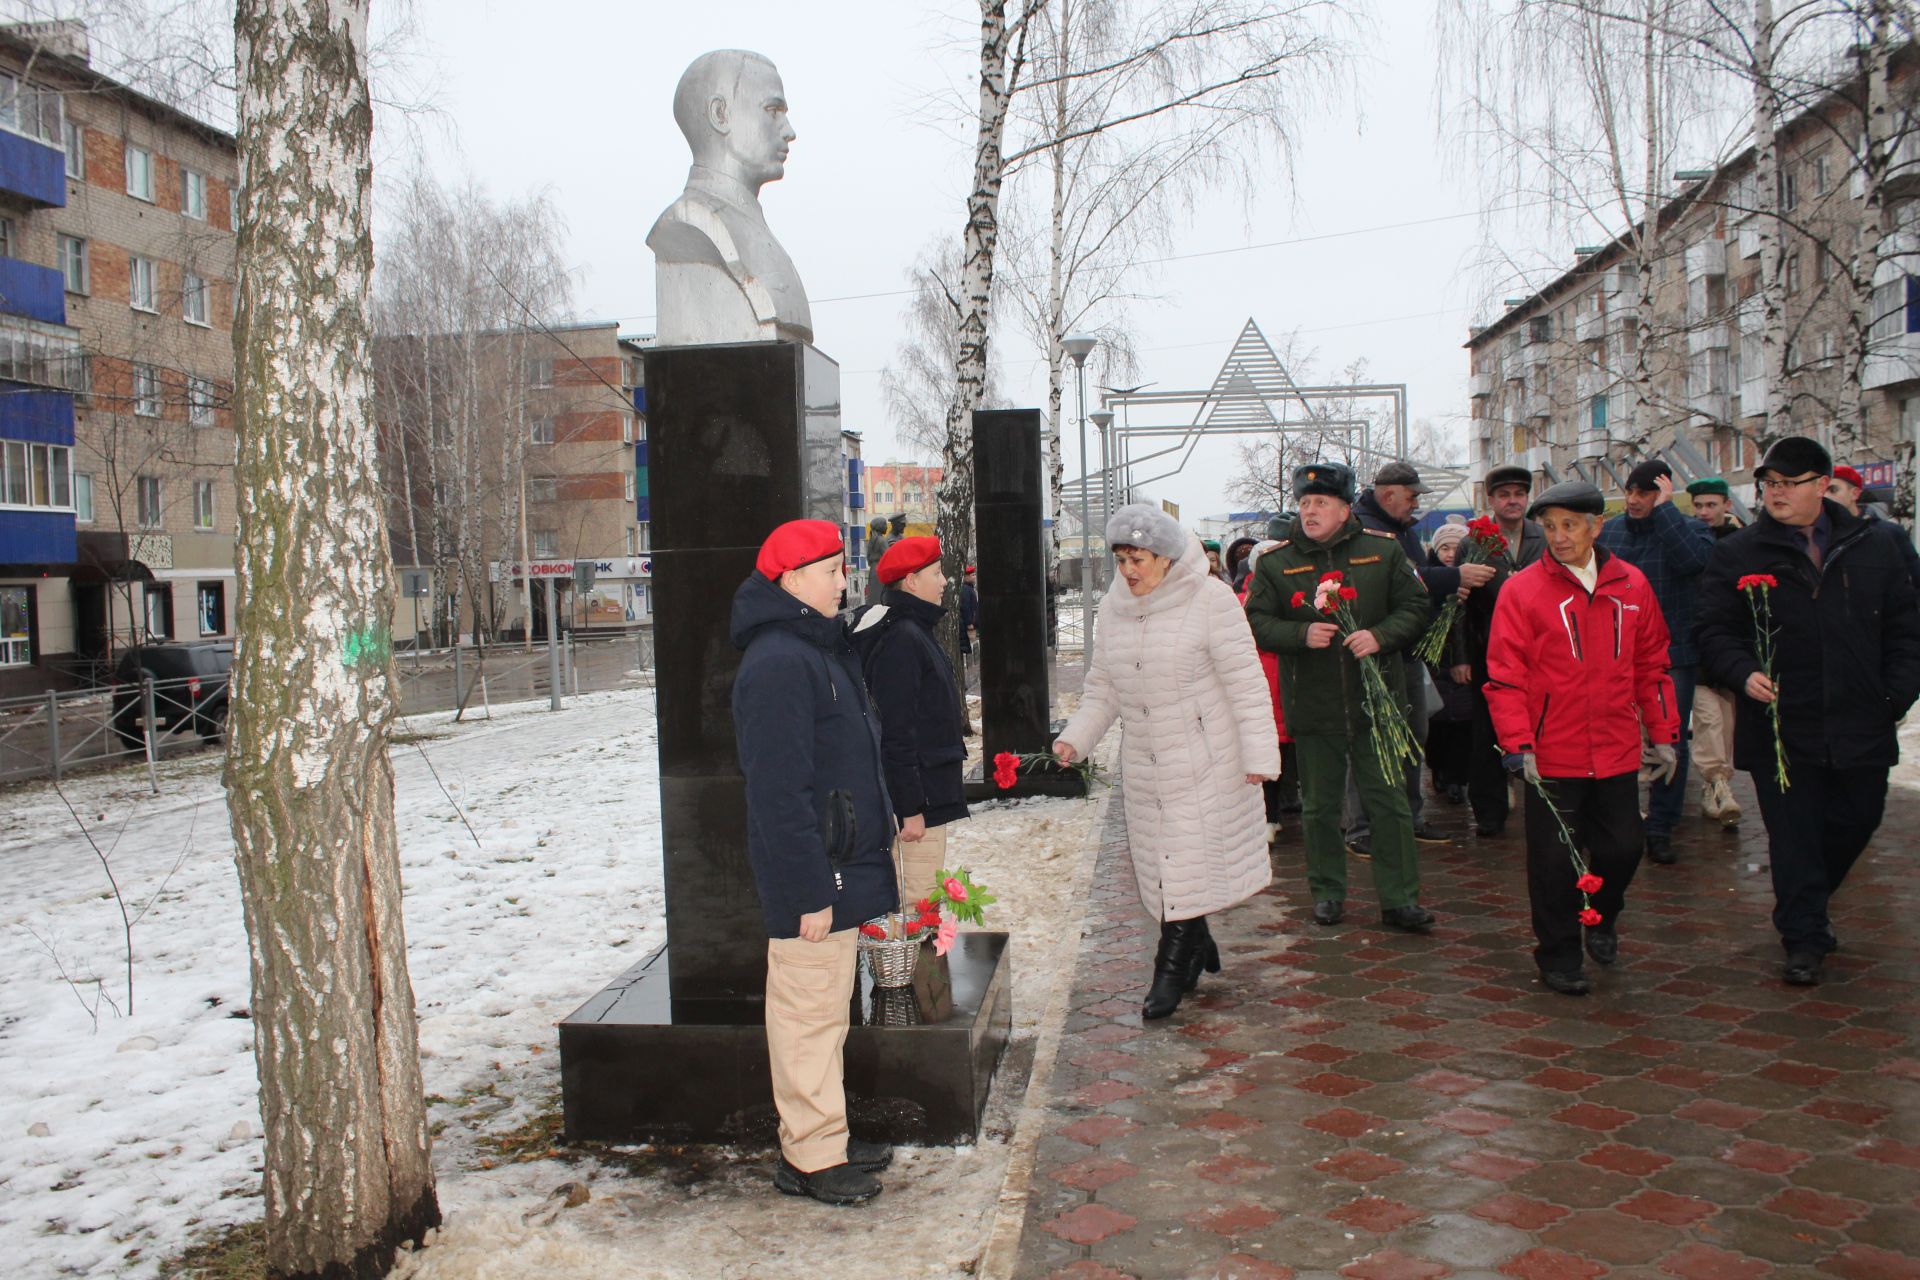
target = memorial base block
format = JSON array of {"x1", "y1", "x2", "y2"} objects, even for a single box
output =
[{"x1": 558, "y1": 932, "x2": 1011, "y2": 1147}]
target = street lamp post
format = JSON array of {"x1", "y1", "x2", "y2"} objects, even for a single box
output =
[
  {"x1": 1090, "y1": 408, "x2": 1114, "y2": 592},
  {"x1": 1062, "y1": 334, "x2": 1098, "y2": 669}
]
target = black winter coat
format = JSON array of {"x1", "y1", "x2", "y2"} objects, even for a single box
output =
[
  {"x1": 850, "y1": 590, "x2": 972, "y2": 829},
  {"x1": 730, "y1": 574, "x2": 899, "y2": 938},
  {"x1": 1462, "y1": 517, "x2": 1547, "y2": 685},
  {"x1": 1694, "y1": 500, "x2": 1920, "y2": 773},
  {"x1": 1354, "y1": 488, "x2": 1461, "y2": 607}
]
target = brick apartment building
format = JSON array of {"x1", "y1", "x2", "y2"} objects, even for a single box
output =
[
  {"x1": 0, "y1": 23, "x2": 238, "y2": 698},
  {"x1": 1466, "y1": 53, "x2": 1920, "y2": 517}
]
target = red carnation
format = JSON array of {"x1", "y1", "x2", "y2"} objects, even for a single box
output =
[
  {"x1": 1736, "y1": 573, "x2": 1779, "y2": 591},
  {"x1": 993, "y1": 751, "x2": 1020, "y2": 789},
  {"x1": 1575, "y1": 873, "x2": 1603, "y2": 894},
  {"x1": 904, "y1": 917, "x2": 926, "y2": 935},
  {"x1": 1339, "y1": 586, "x2": 1358, "y2": 601},
  {"x1": 919, "y1": 910, "x2": 941, "y2": 931},
  {"x1": 1578, "y1": 907, "x2": 1603, "y2": 927},
  {"x1": 1290, "y1": 590, "x2": 1308, "y2": 608},
  {"x1": 914, "y1": 898, "x2": 935, "y2": 917},
  {"x1": 859, "y1": 922, "x2": 887, "y2": 940},
  {"x1": 1320, "y1": 570, "x2": 1344, "y2": 582}
]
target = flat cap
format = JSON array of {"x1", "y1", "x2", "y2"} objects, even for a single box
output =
[
  {"x1": 1527, "y1": 480, "x2": 1605, "y2": 520},
  {"x1": 757, "y1": 519, "x2": 844, "y2": 579},
  {"x1": 1293, "y1": 462, "x2": 1355, "y2": 504},
  {"x1": 875, "y1": 535, "x2": 941, "y2": 584},
  {"x1": 1754, "y1": 435, "x2": 1833, "y2": 480},
  {"x1": 1373, "y1": 460, "x2": 1429, "y2": 493},
  {"x1": 1483, "y1": 464, "x2": 1533, "y2": 493}
]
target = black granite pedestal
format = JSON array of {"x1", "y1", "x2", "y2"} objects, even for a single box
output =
[
  {"x1": 966, "y1": 408, "x2": 1086, "y2": 802},
  {"x1": 557, "y1": 340, "x2": 1011, "y2": 1145}
]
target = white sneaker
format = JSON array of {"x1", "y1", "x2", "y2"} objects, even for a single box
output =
[
  {"x1": 1711, "y1": 778, "x2": 1741, "y2": 827},
  {"x1": 1701, "y1": 779, "x2": 1724, "y2": 821}
]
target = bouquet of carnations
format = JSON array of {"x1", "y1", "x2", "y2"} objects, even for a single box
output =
[
  {"x1": 1413, "y1": 516, "x2": 1508, "y2": 665},
  {"x1": 992, "y1": 750, "x2": 1106, "y2": 793},
  {"x1": 1292, "y1": 570, "x2": 1422, "y2": 768},
  {"x1": 1737, "y1": 573, "x2": 1789, "y2": 790}
]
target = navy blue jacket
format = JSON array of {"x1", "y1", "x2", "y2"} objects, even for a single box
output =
[
  {"x1": 1354, "y1": 488, "x2": 1461, "y2": 606},
  {"x1": 850, "y1": 590, "x2": 971, "y2": 829},
  {"x1": 1595, "y1": 499, "x2": 1715, "y2": 667},
  {"x1": 1695, "y1": 500, "x2": 1920, "y2": 772},
  {"x1": 730, "y1": 574, "x2": 899, "y2": 938},
  {"x1": 959, "y1": 581, "x2": 979, "y2": 653}
]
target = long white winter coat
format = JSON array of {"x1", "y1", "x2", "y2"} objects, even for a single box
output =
[{"x1": 1057, "y1": 536, "x2": 1281, "y2": 921}]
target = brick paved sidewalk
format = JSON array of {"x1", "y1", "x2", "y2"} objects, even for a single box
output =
[{"x1": 1014, "y1": 776, "x2": 1920, "y2": 1280}]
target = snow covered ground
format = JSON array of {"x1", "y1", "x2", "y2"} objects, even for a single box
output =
[{"x1": 0, "y1": 685, "x2": 1111, "y2": 1279}]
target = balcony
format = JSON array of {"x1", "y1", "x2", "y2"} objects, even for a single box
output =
[
  {"x1": 1688, "y1": 324, "x2": 1731, "y2": 355},
  {"x1": 1523, "y1": 391, "x2": 1552, "y2": 420},
  {"x1": 1737, "y1": 217, "x2": 1761, "y2": 260},
  {"x1": 1574, "y1": 305, "x2": 1605, "y2": 343},
  {"x1": 1864, "y1": 331, "x2": 1920, "y2": 389},
  {"x1": 1470, "y1": 372, "x2": 1494, "y2": 398},
  {"x1": 1472, "y1": 416, "x2": 1496, "y2": 441},
  {"x1": 0, "y1": 507, "x2": 75, "y2": 565},
  {"x1": 1688, "y1": 390, "x2": 1731, "y2": 423},
  {"x1": 1503, "y1": 354, "x2": 1524, "y2": 384},
  {"x1": 1576, "y1": 434, "x2": 1609, "y2": 460},
  {"x1": 1576, "y1": 368, "x2": 1611, "y2": 401},
  {"x1": 1601, "y1": 265, "x2": 1637, "y2": 297},
  {"x1": 1684, "y1": 239, "x2": 1727, "y2": 280},
  {"x1": 1523, "y1": 445, "x2": 1553, "y2": 473},
  {"x1": 0, "y1": 258, "x2": 67, "y2": 327},
  {"x1": 0, "y1": 129, "x2": 65, "y2": 209}
]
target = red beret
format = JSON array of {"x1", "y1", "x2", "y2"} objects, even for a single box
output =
[
  {"x1": 756, "y1": 519, "x2": 843, "y2": 579},
  {"x1": 876, "y1": 535, "x2": 942, "y2": 584},
  {"x1": 1832, "y1": 465, "x2": 1865, "y2": 489}
]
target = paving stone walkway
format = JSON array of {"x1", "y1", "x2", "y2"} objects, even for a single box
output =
[{"x1": 1014, "y1": 774, "x2": 1920, "y2": 1280}]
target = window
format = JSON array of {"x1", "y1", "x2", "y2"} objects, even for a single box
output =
[
  {"x1": 229, "y1": 189, "x2": 238, "y2": 228},
  {"x1": 0, "y1": 584, "x2": 28, "y2": 666},
  {"x1": 0, "y1": 72, "x2": 64, "y2": 145},
  {"x1": 125, "y1": 143, "x2": 154, "y2": 201},
  {"x1": 188, "y1": 376, "x2": 215, "y2": 425},
  {"x1": 73, "y1": 472, "x2": 93, "y2": 522},
  {"x1": 143, "y1": 585, "x2": 173, "y2": 641},
  {"x1": 622, "y1": 413, "x2": 634, "y2": 444},
  {"x1": 182, "y1": 168, "x2": 207, "y2": 221},
  {"x1": 59, "y1": 234, "x2": 88, "y2": 294},
  {"x1": 624, "y1": 469, "x2": 636, "y2": 501},
  {"x1": 1527, "y1": 314, "x2": 1553, "y2": 344},
  {"x1": 0, "y1": 216, "x2": 13, "y2": 259},
  {"x1": 526, "y1": 476, "x2": 558, "y2": 502},
  {"x1": 193, "y1": 479, "x2": 215, "y2": 530},
  {"x1": 182, "y1": 271, "x2": 208, "y2": 325},
  {"x1": 136, "y1": 474, "x2": 162, "y2": 527},
  {"x1": 1814, "y1": 153, "x2": 1831, "y2": 195},
  {"x1": 529, "y1": 416, "x2": 554, "y2": 444},
  {"x1": 527, "y1": 357, "x2": 553, "y2": 387},
  {"x1": 0, "y1": 320, "x2": 86, "y2": 390},
  {"x1": 531, "y1": 529, "x2": 558, "y2": 558},
  {"x1": 129, "y1": 255, "x2": 156, "y2": 311},
  {"x1": 1780, "y1": 166, "x2": 1797, "y2": 212},
  {"x1": 1815, "y1": 250, "x2": 1832, "y2": 284},
  {"x1": 0, "y1": 440, "x2": 72, "y2": 509},
  {"x1": 634, "y1": 523, "x2": 651, "y2": 552},
  {"x1": 134, "y1": 364, "x2": 161, "y2": 417},
  {"x1": 63, "y1": 118, "x2": 83, "y2": 178},
  {"x1": 625, "y1": 526, "x2": 637, "y2": 555},
  {"x1": 1785, "y1": 252, "x2": 1801, "y2": 294},
  {"x1": 197, "y1": 582, "x2": 225, "y2": 636}
]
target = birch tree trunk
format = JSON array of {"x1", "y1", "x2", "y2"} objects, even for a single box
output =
[
  {"x1": 1753, "y1": 0, "x2": 1790, "y2": 436},
  {"x1": 228, "y1": 1, "x2": 439, "y2": 1275},
  {"x1": 1846, "y1": 0, "x2": 1897, "y2": 465}
]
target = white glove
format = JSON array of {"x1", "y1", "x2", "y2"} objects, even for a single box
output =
[{"x1": 1639, "y1": 743, "x2": 1678, "y2": 786}]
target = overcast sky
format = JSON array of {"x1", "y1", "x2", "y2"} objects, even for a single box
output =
[{"x1": 392, "y1": 0, "x2": 1516, "y2": 517}]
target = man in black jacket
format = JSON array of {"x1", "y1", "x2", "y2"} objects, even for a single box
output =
[
  {"x1": 851, "y1": 535, "x2": 971, "y2": 905},
  {"x1": 1695, "y1": 437, "x2": 1920, "y2": 987},
  {"x1": 1461, "y1": 464, "x2": 1547, "y2": 837},
  {"x1": 732, "y1": 519, "x2": 899, "y2": 1205}
]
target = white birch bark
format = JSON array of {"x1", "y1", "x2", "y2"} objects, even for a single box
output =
[{"x1": 1753, "y1": 0, "x2": 1791, "y2": 435}]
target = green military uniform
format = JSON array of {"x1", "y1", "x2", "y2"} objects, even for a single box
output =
[{"x1": 1245, "y1": 513, "x2": 1431, "y2": 911}]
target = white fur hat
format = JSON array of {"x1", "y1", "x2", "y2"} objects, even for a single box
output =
[{"x1": 1104, "y1": 502, "x2": 1186, "y2": 560}]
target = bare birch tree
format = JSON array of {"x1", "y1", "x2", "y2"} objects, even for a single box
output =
[
  {"x1": 880, "y1": 237, "x2": 1009, "y2": 460},
  {"x1": 228, "y1": 1, "x2": 438, "y2": 1275}
]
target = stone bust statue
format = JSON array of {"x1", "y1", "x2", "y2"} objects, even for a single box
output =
[{"x1": 648, "y1": 50, "x2": 814, "y2": 346}]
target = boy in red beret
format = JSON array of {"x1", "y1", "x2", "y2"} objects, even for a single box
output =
[
  {"x1": 731, "y1": 519, "x2": 899, "y2": 1205},
  {"x1": 851, "y1": 536, "x2": 971, "y2": 904}
]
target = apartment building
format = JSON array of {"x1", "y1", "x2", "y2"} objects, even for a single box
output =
[
  {"x1": 1467, "y1": 55, "x2": 1920, "y2": 512},
  {"x1": 0, "y1": 24, "x2": 238, "y2": 698}
]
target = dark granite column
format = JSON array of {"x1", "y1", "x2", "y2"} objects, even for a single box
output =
[{"x1": 970, "y1": 409, "x2": 1083, "y2": 799}]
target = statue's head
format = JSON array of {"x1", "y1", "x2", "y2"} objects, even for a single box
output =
[{"x1": 672, "y1": 50, "x2": 794, "y2": 190}]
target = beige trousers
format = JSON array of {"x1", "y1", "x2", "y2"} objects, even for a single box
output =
[
  {"x1": 1693, "y1": 685, "x2": 1736, "y2": 784},
  {"x1": 894, "y1": 822, "x2": 950, "y2": 907},
  {"x1": 765, "y1": 928, "x2": 859, "y2": 1172}
]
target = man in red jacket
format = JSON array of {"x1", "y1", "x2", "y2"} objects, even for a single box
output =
[{"x1": 1486, "y1": 482, "x2": 1681, "y2": 995}]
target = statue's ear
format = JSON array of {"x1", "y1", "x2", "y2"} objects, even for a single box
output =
[{"x1": 707, "y1": 94, "x2": 730, "y2": 135}]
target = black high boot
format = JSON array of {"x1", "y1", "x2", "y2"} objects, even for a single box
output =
[
  {"x1": 1143, "y1": 919, "x2": 1205, "y2": 1020},
  {"x1": 1182, "y1": 915, "x2": 1223, "y2": 992}
]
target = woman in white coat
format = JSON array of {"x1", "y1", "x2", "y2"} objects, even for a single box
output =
[{"x1": 1054, "y1": 503, "x2": 1282, "y2": 1019}]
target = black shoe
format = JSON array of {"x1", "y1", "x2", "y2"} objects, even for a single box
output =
[
  {"x1": 1346, "y1": 836, "x2": 1373, "y2": 861},
  {"x1": 774, "y1": 1159, "x2": 882, "y2": 1205},
  {"x1": 1280, "y1": 799, "x2": 1303, "y2": 815},
  {"x1": 1445, "y1": 784, "x2": 1467, "y2": 805},
  {"x1": 1313, "y1": 899, "x2": 1344, "y2": 926},
  {"x1": 1783, "y1": 952, "x2": 1824, "y2": 987},
  {"x1": 1474, "y1": 820, "x2": 1504, "y2": 838},
  {"x1": 1539, "y1": 968, "x2": 1593, "y2": 996},
  {"x1": 1182, "y1": 916, "x2": 1222, "y2": 992},
  {"x1": 1410, "y1": 823, "x2": 1449, "y2": 845},
  {"x1": 1143, "y1": 919, "x2": 1207, "y2": 1019},
  {"x1": 846, "y1": 1140, "x2": 893, "y2": 1172},
  {"x1": 1381, "y1": 904, "x2": 1436, "y2": 933},
  {"x1": 1646, "y1": 834, "x2": 1676, "y2": 865},
  {"x1": 1583, "y1": 929, "x2": 1618, "y2": 967}
]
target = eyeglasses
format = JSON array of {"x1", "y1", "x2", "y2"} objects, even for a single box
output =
[{"x1": 1757, "y1": 475, "x2": 1824, "y2": 493}]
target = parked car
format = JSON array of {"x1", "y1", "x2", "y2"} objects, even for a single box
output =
[{"x1": 111, "y1": 642, "x2": 234, "y2": 750}]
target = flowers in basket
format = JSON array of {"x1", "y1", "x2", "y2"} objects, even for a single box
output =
[
  {"x1": 1414, "y1": 516, "x2": 1508, "y2": 664},
  {"x1": 1736, "y1": 574, "x2": 1789, "y2": 790},
  {"x1": 1291, "y1": 570, "x2": 1422, "y2": 768},
  {"x1": 992, "y1": 750, "x2": 1106, "y2": 792},
  {"x1": 859, "y1": 867, "x2": 995, "y2": 957}
]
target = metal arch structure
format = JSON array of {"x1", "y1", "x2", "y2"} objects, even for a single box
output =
[{"x1": 1059, "y1": 318, "x2": 1468, "y2": 650}]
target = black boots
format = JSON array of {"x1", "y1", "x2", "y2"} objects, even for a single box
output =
[{"x1": 1143, "y1": 916, "x2": 1221, "y2": 1020}]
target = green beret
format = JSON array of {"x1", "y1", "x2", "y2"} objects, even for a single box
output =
[
  {"x1": 1685, "y1": 477, "x2": 1730, "y2": 498},
  {"x1": 1202, "y1": 539, "x2": 1221, "y2": 553}
]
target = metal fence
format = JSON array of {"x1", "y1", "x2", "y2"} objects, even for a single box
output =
[{"x1": 0, "y1": 628, "x2": 657, "y2": 790}]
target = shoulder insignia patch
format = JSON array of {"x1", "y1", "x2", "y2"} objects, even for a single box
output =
[
  {"x1": 1282, "y1": 563, "x2": 1315, "y2": 575},
  {"x1": 1274, "y1": 540, "x2": 1289, "y2": 548},
  {"x1": 1363, "y1": 528, "x2": 1395, "y2": 538},
  {"x1": 1349, "y1": 554, "x2": 1381, "y2": 565}
]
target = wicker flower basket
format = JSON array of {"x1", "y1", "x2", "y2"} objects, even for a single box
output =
[{"x1": 859, "y1": 935, "x2": 922, "y2": 988}]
